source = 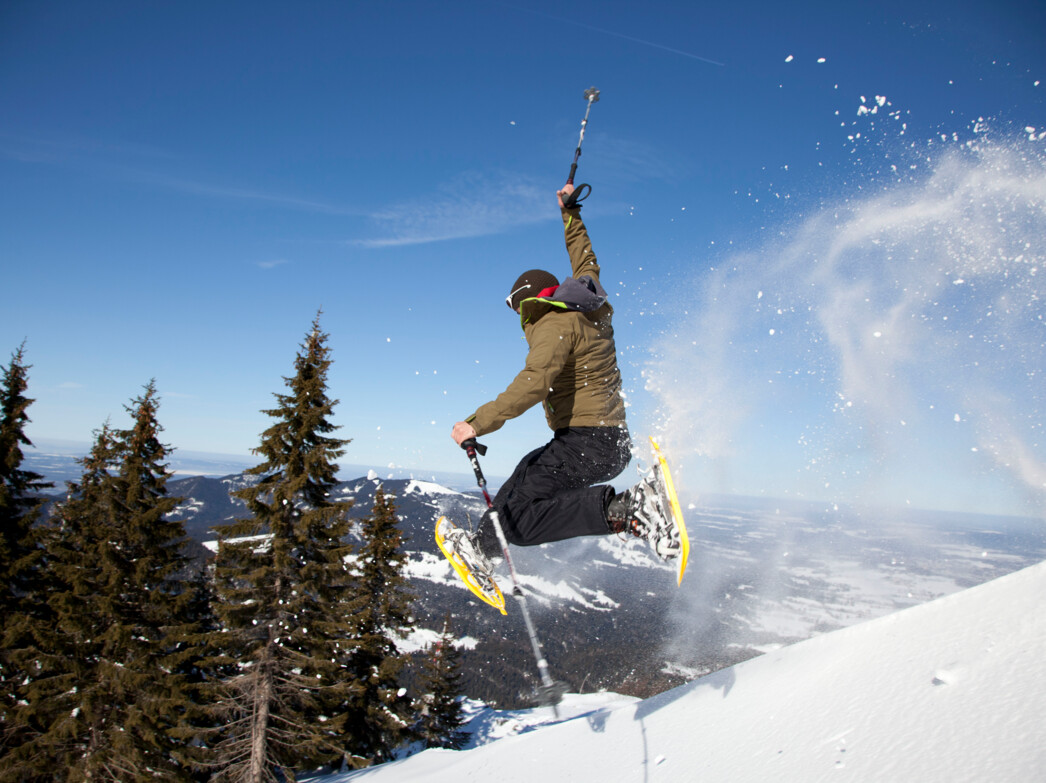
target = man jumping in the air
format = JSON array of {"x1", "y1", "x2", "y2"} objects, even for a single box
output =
[{"x1": 447, "y1": 183, "x2": 680, "y2": 577}]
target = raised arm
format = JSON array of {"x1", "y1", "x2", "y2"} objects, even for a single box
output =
[{"x1": 557, "y1": 184, "x2": 601, "y2": 283}]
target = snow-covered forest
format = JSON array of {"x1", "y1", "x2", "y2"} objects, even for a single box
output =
[{"x1": 1, "y1": 324, "x2": 469, "y2": 781}]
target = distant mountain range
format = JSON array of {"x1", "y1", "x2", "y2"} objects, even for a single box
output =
[
  {"x1": 27, "y1": 448, "x2": 1046, "y2": 709},
  {"x1": 23, "y1": 443, "x2": 490, "y2": 494}
]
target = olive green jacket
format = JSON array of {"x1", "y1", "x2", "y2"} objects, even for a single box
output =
[{"x1": 466, "y1": 208, "x2": 627, "y2": 436}]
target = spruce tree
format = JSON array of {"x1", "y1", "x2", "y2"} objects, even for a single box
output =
[
  {"x1": 95, "y1": 381, "x2": 199, "y2": 780},
  {"x1": 43, "y1": 426, "x2": 118, "y2": 765},
  {"x1": 341, "y1": 486, "x2": 416, "y2": 764},
  {"x1": 0, "y1": 345, "x2": 54, "y2": 781},
  {"x1": 0, "y1": 344, "x2": 52, "y2": 597},
  {"x1": 208, "y1": 315, "x2": 362, "y2": 780},
  {"x1": 414, "y1": 614, "x2": 468, "y2": 751},
  {"x1": 10, "y1": 423, "x2": 121, "y2": 779},
  {"x1": 167, "y1": 562, "x2": 221, "y2": 778},
  {"x1": 15, "y1": 384, "x2": 201, "y2": 781}
]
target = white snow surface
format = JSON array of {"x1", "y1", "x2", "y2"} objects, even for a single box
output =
[
  {"x1": 320, "y1": 559, "x2": 1046, "y2": 782},
  {"x1": 401, "y1": 479, "x2": 469, "y2": 498}
]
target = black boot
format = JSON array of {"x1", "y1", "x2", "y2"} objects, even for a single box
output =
[
  {"x1": 472, "y1": 511, "x2": 503, "y2": 561},
  {"x1": 606, "y1": 490, "x2": 640, "y2": 536},
  {"x1": 609, "y1": 476, "x2": 680, "y2": 559}
]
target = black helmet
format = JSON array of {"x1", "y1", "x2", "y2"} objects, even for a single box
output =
[{"x1": 506, "y1": 269, "x2": 559, "y2": 311}]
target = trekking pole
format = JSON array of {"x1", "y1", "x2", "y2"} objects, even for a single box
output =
[
  {"x1": 561, "y1": 86, "x2": 600, "y2": 209},
  {"x1": 460, "y1": 439, "x2": 566, "y2": 715}
]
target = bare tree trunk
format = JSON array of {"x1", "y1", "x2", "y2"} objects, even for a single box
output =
[{"x1": 248, "y1": 641, "x2": 274, "y2": 783}]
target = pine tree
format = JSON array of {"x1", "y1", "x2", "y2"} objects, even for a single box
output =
[
  {"x1": 34, "y1": 424, "x2": 119, "y2": 775},
  {"x1": 0, "y1": 345, "x2": 54, "y2": 781},
  {"x1": 340, "y1": 486, "x2": 416, "y2": 764},
  {"x1": 168, "y1": 562, "x2": 221, "y2": 777},
  {"x1": 8, "y1": 423, "x2": 120, "y2": 779},
  {"x1": 0, "y1": 344, "x2": 53, "y2": 597},
  {"x1": 12, "y1": 384, "x2": 203, "y2": 781},
  {"x1": 0, "y1": 344, "x2": 53, "y2": 777},
  {"x1": 91, "y1": 381, "x2": 199, "y2": 780},
  {"x1": 207, "y1": 315, "x2": 362, "y2": 781},
  {"x1": 414, "y1": 614, "x2": 468, "y2": 751}
]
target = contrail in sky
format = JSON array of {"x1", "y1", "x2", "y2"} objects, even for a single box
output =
[{"x1": 502, "y1": 4, "x2": 725, "y2": 67}]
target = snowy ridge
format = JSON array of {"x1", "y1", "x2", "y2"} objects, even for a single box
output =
[
  {"x1": 324, "y1": 559, "x2": 1046, "y2": 782},
  {"x1": 401, "y1": 479, "x2": 469, "y2": 499},
  {"x1": 393, "y1": 626, "x2": 477, "y2": 655}
]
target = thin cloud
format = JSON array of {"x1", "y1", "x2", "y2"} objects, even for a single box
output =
[
  {"x1": 554, "y1": 18, "x2": 724, "y2": 66},
  {"x1": 503, "y1": 4, "x2": 725, "y2": 67},
  {"x1": 588, "y1": 134, "x2": 686, "y2": 184},
  {"x1": 0, "y1": 131, "x2": 177, "y2": 165},
  {"x1": 358, "y1": 172, "x2": 549, "y2": 248},
  {"x1": 2, "y1": 131, "x2": 364, "y2": 217},
  {"x1": 127, "y1": 170, "x2": 366, "y2": 216}
]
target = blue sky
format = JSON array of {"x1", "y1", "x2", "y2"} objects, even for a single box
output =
[{"x1": 2, "y1": 0, "x2": 1044, "y2": 517}]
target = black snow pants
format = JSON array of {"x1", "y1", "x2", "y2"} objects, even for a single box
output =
[{"x1": 474, "y1": 426, "x2": 632, "y2": 559}]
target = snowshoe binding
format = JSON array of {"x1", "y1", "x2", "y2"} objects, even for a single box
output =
[
  {"x1": 436, "y1": 516, "x2": 507, "y2": 614},
  {"x1": 608, "y1": 438, "x2": 690, "y2": 584}
]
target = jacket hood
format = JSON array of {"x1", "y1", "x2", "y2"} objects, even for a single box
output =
[{"x1": 518, "y1": 275, "x2": 608, "y2": 326}]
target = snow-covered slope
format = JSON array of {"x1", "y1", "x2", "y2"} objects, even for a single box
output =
[{"x1": 329, "y1": 559, "x2": 1046, "y2": 782}]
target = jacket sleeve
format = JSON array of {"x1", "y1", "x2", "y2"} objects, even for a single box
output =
[
  {"x1": 466, "y1": 319, "x2": 574, "y2": 436},
  {"x1": 562, "y1": 207, "x2": 601, "y2": 283}
]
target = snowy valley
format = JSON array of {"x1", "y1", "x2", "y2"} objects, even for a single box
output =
[{"x1": 158, "y1": 469, "x2": 1046, "y2": 708}]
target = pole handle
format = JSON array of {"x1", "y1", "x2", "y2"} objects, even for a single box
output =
[
  {"x1": 567, "y1": 160, "x2": 579, "y2": 186},
  {"x1": 460, "y1": 438, "x2": 489, "y2": 494},
  {"x1": 561, "y1": 182, "x2": 590, "y2": 209},
  {"x1": 460, "y1": 438, "x2": 487, "y2": 457}
]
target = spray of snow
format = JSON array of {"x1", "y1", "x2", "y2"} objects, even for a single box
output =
[{"x1": 643, "y1": 131, "x2": 1046, "y2": 514}]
